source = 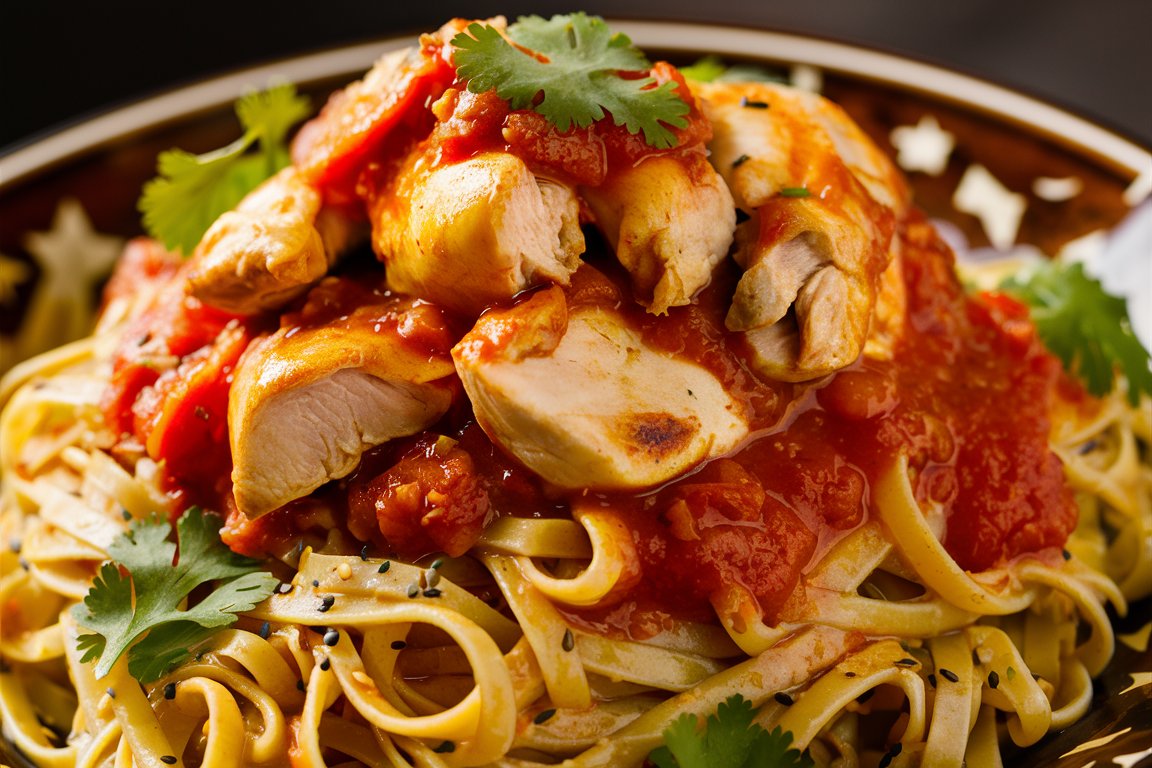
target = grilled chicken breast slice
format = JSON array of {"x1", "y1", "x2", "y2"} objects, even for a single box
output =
[
  {"x1": 581, "y1": 152, "x2": 736, "y2": 315},
  {"x1": 696, "y1": 81, "x2": 909, "y2": 380},
  {"x1": 452, "y1": 284, "x2": 749, "y2": 489},
  {"x1": 229, "y1": 288, "x2": 456, "y2": 518},
  {"x1": 185, "y1": 166, "x2": 360, "y2": 315},
  {"x1": 370, "y1": 150, "x2": 585, "y2": 317}
]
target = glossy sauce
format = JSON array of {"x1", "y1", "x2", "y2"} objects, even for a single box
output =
[{"x1": 563, "y1": 217, "x2": 1081, "y2": 633}]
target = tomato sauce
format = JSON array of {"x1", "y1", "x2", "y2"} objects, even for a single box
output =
[{"x1": 560, "y1": 217, "x2": 1079, "y2": 634}]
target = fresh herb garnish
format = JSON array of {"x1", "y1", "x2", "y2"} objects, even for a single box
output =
[
  {"x1": 72, "y1": 507, "x2": 278, "y2": 683},
  {"x1": 648, "y1": 694, "x2": 813, "y2": 768},
  {"x1": 1000, "y1": 259, "x2": 1152, "y2": 405},
  {"x1": 678, "y1": 55, "x2": 729, "y2": 83},
  {"x1": 138, "y1": 82, "x2": 311, "y2": 255},
  {"x1": 452, "y1": 13, "x2": 691, "y2": 148},
  {"x1": 678, "y1": 55, "x2": 786, "y2": 85}
]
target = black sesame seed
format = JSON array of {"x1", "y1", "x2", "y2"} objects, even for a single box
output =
[
  {"x1": 312, "y1": 579, "x2": 320, "y2": 588},
  {"x1": 988, "y1": 670, "x2": 1000, "y2": 689},
  {"x1": 360, "y1": 544, "x2": 370, "y2": 560},
  {"x1": 391, "y1": 640, "x2": 407, "y2": 650},
  {"x1": 160, "y1": 757, "x2": 177, "y2": 765},
  {"x1": 433, "y1": 741, "x2": 456, "y2": 754},
  {"x1": 844, "y1": 671, "x2": 857, "y2": 678},
  {"x1": 739, "y1": 97, "x2": 770, "y2": 109},
  {"x1": 318, "y1": 595, "x2": 335, "y2": 613},
  {"x1": 878, "y1": 742, "x2": 903, "y2": 768},
  {"x1": 533, "y1": 708, "x2": 557, "y2": 724},
  {"x1": 430, "y1": 557, "x2": 445, "y2": 570},
  {"x1": 894, "y1": 657, "x2": 917, "y2": 667},
  {"x1": 320, "y1": 658, "x2": 331, "y2": 671},
  {"x1": 940, "y1": 668, "x2": 960, "y2": 683},
  {"x1": 1062, "y1": 549, "x2": 1072, "y2": 561},
  {"x1": 296, "y1": 680, "x2": 305, "y2": 691},
  {"x1": 562, "y1": 629, "x2": 575, "y2": 652},
  {"x1": 423, "y1": 588, "x2": 442, "y2": 598},
  {"x1": 106, "y1": 688, "x2": 116, "y2": 699},
  {"x1": 732, "y1": 153, "x2": 751, "y2": 168},
  {"x1": 7, "y1": 537, "x2": 20, "y2": 552},
  {"x1": 18, "y1": 557, "x2": 29, "y2": 571},
  {"x1": 163, "y1": 682, "x2": 176, "y2": 700},
  {"x1": 927, "y1": 673, "x2": 937, "y2": 688},
  {"x1": 259, "y1": 621, "x2": 271, "y2": 640},
  {"x1": 378, "y1": 561, "x2": 391, "y2": 574},
  {"x1": 773, "y1": 692, "x2": 794, "y2": 706},
  {"x1": 323, "y1": 629, "x2": 340, "y2": 647},
  {"x1": 972, "y1": 649, "x2": 982, "y2": 666},
  {"x1": 121, "y1": 509, "x2": 132, "y2": 521}
]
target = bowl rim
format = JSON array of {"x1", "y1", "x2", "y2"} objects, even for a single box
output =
[{"x1": 1, "y1": 19, "x2": 1149, "y2": 193}]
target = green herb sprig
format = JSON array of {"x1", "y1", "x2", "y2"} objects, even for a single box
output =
[
  {"x1": 1000, "y1": 259, "x2": 1152, "y2": 405},
  {"x1": 648, "y1": 694, "x2": 813, "y2": 768},
  {"x1": 72, "y1": 507, "x2": 278, "y2": 683},
  {"x1": 138, "y1": 82, "x2": 310, "y2": 255},
  {"x1": 452, "y1": 13, "x2": 691, "y2": 148}
]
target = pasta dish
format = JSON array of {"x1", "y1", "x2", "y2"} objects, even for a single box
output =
[{"x1": 2, "y1": 14, "x2": 1149, "y2": 768}]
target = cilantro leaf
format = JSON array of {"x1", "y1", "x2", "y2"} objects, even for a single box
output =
[
  {"x1": 678, "y1": 55, "x2": 787, "y2": 85},
  {"x1": 677, "y1": 56, "x2": 729, "y2": 83},
  {"x1": 648, "y1": 694, "x2": 813, "y2": 768},
  {"x1": 72, "y1": 507, "x2": 278, "y2": 682},
  {"x1": 138, "y1": 82, "x2": 310, "y2": 255},
  {"x1": 1000, "y1": 259, "x2": 1152, "y2": 405},
  {"x1": 745, "y1": 727, "x2": 814, "y2": 768},
  {"x1": 452, "y1": 13, "x2": 691, "y2": 148}
]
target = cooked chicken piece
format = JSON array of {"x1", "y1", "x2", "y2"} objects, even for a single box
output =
[
  {"x1": 699, "y1": 81, "x2": 907, "y2": 214},
  {"x1": 229, "y1": 288, "x2": 457, "y2": 518},
  {"x1": 369, "y1": 150, "x2": 585, "y2": 317},
  {"x1": 580, "y1": 152, "x2": 736, "y2": 315},
  {"x1": 186, "y1": 166, "x2": 361, "y2": 315},
  {"x1": 452, "y1": 283, "x2": 749, "y2": 489},
  {"x1": 695, "y1": 81, "x2": 909, "y2": 381}
]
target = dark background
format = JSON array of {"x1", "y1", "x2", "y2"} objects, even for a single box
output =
[{"x1": 1, "y1": 0, "x2": 1151, "y2": 153}]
